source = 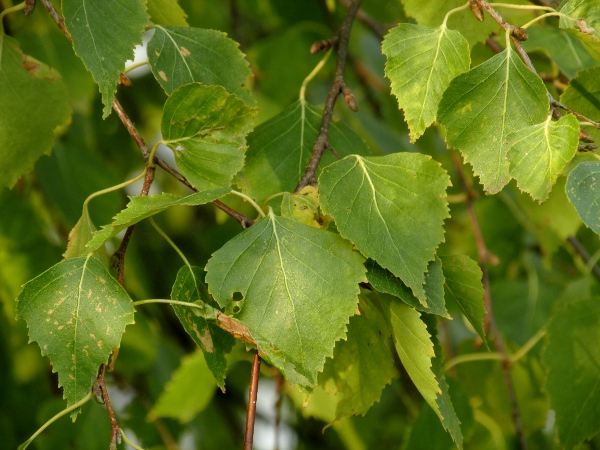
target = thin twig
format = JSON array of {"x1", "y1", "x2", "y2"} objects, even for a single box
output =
[
  {"x1": 39, "y1": 0, "x2": 72, "y2": 42},
  {"x1": 295, "y1": 0, "x2": 363, "y2": 192},
  {"x1": 97, "y1": 364, "x2": 121, "y2": 449},
  {"x1": 337, "y1": 0, "x2": 386, "y2": 40},
  {"x1": 567, "y1": 236, "x2": 600, "y2": 281},
  {"x1": 274, "y1": 372, "x2": 284, "y2": 450},
  {"x1": 452, "y1": 154, "x2": 528, "y2": 450},
  {"x1": 244, "y1": 351, "x2": 262, "y2": 450}
]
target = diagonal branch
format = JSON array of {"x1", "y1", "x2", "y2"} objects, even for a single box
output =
[
  {"x1": 295, "y1": 0, "x2": 363, "y2": 192},
  {"x1": 244, "y1": 351, "x2": 262, "y2": 450}
]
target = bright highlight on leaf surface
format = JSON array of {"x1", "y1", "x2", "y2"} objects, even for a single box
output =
[
  {"x1": 171, "y1": 266, "x2": 235, "y2": 389},
  {"x1": 62, "y1": 0, "x2": 148, "y2": 118},
  {"x1": 148, "y1": 25, "x2": 253, "y2": 103},
  {"x1": 566, "y1": 161, "x2": 600, "y2": 235},
  {"x1": 544, "y1": 298, "x2": 600, "y2": 450},
  {"x1": 86, "y1": 188, "x2": 230, "y2": 253},
  {"x1": 507, "y1": 114, "x2": 579, "y2": 203},
  {"x1": 0, "y1": 37, "x2": 71, "y2": 189},
  {"x1": 240, "y1": 99, "x2": 369, "y2": 203},
  {"x1": 205, "y1": 210, "x2": 366, "y2": 388},
  {"x1": 319, "y1": 153, "x2": 450, "y2": 303},
  {"x1": 147, "y1": 0, "x2": 188, "y2": 27},
  {"x1": 161, "y1": 83, "x2": 257, "y2": 192},
  {"x1": 383, "y1": 23, "x2": 470, "y2": 142},
  {"x1": 16, "y1": 255, "x2": 134, "y2": 410},
  {"x1": 438, "y1": 44, "x2": 549, "y2": 194}
]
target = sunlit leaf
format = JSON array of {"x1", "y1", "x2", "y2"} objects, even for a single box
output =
[
  {"x1": 438, "y1": 45, "x2": 549, "y2": 194},
  {"x1": 147, "y1": 0, "x2": 188, "y2": 27},
  {"x1": 161, "y1": 83, "x2": 257, "y2": 192},
  {"x1": 383, "y1": 23, "x2": 470, "y2": 141},
  {"x1": 86, "y1": 188, "x2": 229, "y2": 253},
  {"x1": 148, "y1": 349, "x2": 216, "y2": 423},
  {"x1": 205, "y1": 210, "x2": 366, "y2": 388},
  {"x1": 62, "y1": 0, "x2": 148, "y2": 117},
  {"x1": 280, "y1": 187, "x2": 320, "y2": 228},
  {"x1": 64, "y1": 209, "x2": 97, "y2": 260},
  {"x1": 544, "y1": 298, "x2": 600, "y2": 450},
  {"x1": 559, "y1": 0, "x2": 600, "y2": 62},
  {"x1": 16, "y1": 255, "x2": 134, "y2": 410},
  {"x1": 170, "y1": 266, "x2": 235, "y2": 389},
  {"x1": 240, "y1": 99, "x2": 369, "y2": 204},
  {"x1": 148, "y1": 25, "x2": 253, "y2": 103},
  {"x1": 566, "y1": 161, "x2": 600, "y2": 235},
  {"x1": 0, "y1": 37, "x2": 71, "y2": 188},
  {"x1": 507, "y1": 114, "x2": 579, "y2": 202},
  {"x1": 319, "y1": 153, "x2": 450, "y2": 303}
]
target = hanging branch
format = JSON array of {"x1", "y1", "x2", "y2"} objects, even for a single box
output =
[
  {"x1": 244, "y1": 351, "x2": 262, "y2": 450},
  {"x1": 452, "y1": 154, "x2": 528, "y2": 450},
  {"x1": 295, "y1": 0, "x2": 363, "y2": 192}
]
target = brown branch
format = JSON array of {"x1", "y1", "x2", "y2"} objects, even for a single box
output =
[
  {"x1": 452, "y1": 154, "x2": 528, "y2": 450},
  {"x1": 273, "y1": 372, "x2": 284, "y2": 450},
  {"x1": 24, "y1": 0, "x2": 36, "y2": 16},
  {"x1": 39, "y1": 0, "x2": 72, "y2": 42},
  {"x1": 96, "y1": 364, "x2": 121, "y2": 449},
  {"x1": 337, "y1": 0, "x2": 386, "y2": 40},
  {"x1": 295, "y1": 0, "x2": 363, "y2": 192},
  {"x1": 567, "y1": 236, "x2": 600, "y2": 281},
  {"x1": 244, "y1": 351, "x2": 262, "y2": 450}
]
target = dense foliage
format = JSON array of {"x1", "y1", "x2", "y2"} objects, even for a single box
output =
[{"x1": 1, "y1": 0, "x2": 600, "y2": 449}]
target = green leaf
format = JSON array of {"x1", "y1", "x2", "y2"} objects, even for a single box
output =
[
  {"x1": 147, "y1": 0, "x2": 188, "y2": 27},
  {"x1": 365, "y1": 258, "x2": 449, "y2": 317},
  {"x1": 559, "y1": 0, "x2": 600, "y2": 62},
  {"x1": 544, "y1": 298, "x2": 600, "y2": 450},
  {"x1": 438, "y1": 45, "x2": 549, "y2": 194},
  {"x1": 205, "y1": 210, "x2": 366, "y2": 388},
  {"x1": 319, "y1": 297, "x2": 395, "y2": 421},
  {"x1": 62, "y1": 0, "x2": 148, "y2": 118},
  {"x1": 0, "y1": 37, "x2": 71, "y2": 188},
  {"x1": 148, "y1": 349, "x2": 216, "y2": 423},
  {"x1": 440, "y1": 255, "x2": 486, "y2": 343},
  {"x1": 383, "y1": 23, "x2": 470, "y2": 142},
  {"x1": 423, "y1": 314, "x2": 463, "y2": 449},
  {"x1": 400, "y1": 0, "x2": 498, "y2": 46},
  {"x1": 523, "y1": 26, "x2": 596, "y2": 79},
  {"x1": 565, "y1": 161, "x2": 600, "y2": 235},
  {"x1": 319, "y1": 153, "x2": 450, "y2": 303},
  {"x1": 15, "y1": 255, "x2": 134, "y2": 409},
  {"x1": 64, "y1": 210, "x2": 97, "y2": 260},
  {"x1": 507, "y1": 114, "x2": 579, "y2": 203},
  {"x1": 148, "y1": 25, "x2": 253, "y2": 104},
  {"x1": 170, "y1": 266, "x2": 235, "y2": 389},
  {"x1": 384, "y1": 300, "x2": 463, "y2": 448},
  {"x1": 161, "y1": 83, "x2": 257, "y2": 192},
  {"x1": 280, "y1": 187, "x2": 320, "y2": 228},
  {"x1": 239, "y1": 99, "x2": 369, "y2": 204},
  {"x1": 86, "y1": 188, "x2": 229, "y2": 253},
  {"x1": 560, "y1": 66, "x2": 600, "y2": 143}
]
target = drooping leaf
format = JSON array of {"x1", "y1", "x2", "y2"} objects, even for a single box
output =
[
  {"x1": 148, "y1": 349, "x2": 216, "y2": 423},
  {"x1": 423, "y1": 314, "x2": 463, "y2": 449},
  {"x1": 319, "y1": 153, "x2": 450, "y2": 303},
  {"x1": 147, "y1": 0, "x2": 188, "y2": 27},
  {"x1": 239, "y1": 99, "x2": 369, "y2": 204},
  {"x1": 205, "y1": 210, "x2": 366, "y2": 388},
  {"x1": 507, "y1": 114, "x2": 579, "y2": 202},
  {"x1": 170, "y1": 266, "x2": 235, "y2": 389},
  {"x1": 62, "y1": 0, "x2": 148, "y2": 118},
  {"x1": 400, "y1": 0, "x2": 498, "y2": 46},
  {"x1": 565, "y1": 161, "x2": 600, "y2": 235},
  {"x1": 560, "y1": 66, "x2": 600, "y2": 143},
  {"x1": 319, "y1": 297, "x2": 395, "y2": 421},
  {"x1": 559, "y1": 0, "x2": 600, "y2": 62},
  {"x1": 440, "y1": 255, "x2": 486, "y2": 343},
  {"x1": 365, "y1": 258, "x2": 449, "y2": 317},
  {"x1": 438, "y1": 45, "x2": 549, "y2": 194},
  {"x1": 64, "y1": 209, "x2": 97, "y2": 260},
  {"x1": 86, "y1": 187, "x2": 230, "y2": 253},
  {"x1": 0, "y1": 37, "x2": 71, "y2": 188},
  {"x1": 382, "y1": 23, "x2": 470, "y2": 142},
  {"x1": 523, "y1": 26, "x2": 596, "y2": 79},
  {"x1": 148, "y1": 25, "x2": 253, "y2": 103},
  {"x1": 161, "y1": 83, "x2": 257, "y2": 192},
  {"x1": 15, "y1": 255, "x2": 134, "y2": 409},
  {"x1": 544, "y1": 298, "x2": 600, "y2": 450}
]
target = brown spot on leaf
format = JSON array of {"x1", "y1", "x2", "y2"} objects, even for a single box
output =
[
  {"x1": 180, "y1": 46, "x2": 191, "y2": 56},
  {"x1": 159, "y1": 70, "x2": 168, "y2": 81}
]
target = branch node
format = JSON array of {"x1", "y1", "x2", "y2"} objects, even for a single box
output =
[
  {"x1": 511, "y1": 26, "x2": 528, "y2": 41},
  {"x1": 342, "y1": 82, "x2": 358, "y2": 112},
  {"x1": 119, "y1": 73, "x2": 132, "y2": 87},
  {"x1": 310, "y1": 36, "x2": 339, "y2": 54},
  {"x1": 24, "y1": 0, "x2": 36, "y2": 16}
]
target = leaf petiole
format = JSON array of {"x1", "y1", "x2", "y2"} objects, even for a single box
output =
[
  {"x1": 521, "y1": 12, "x2": 565, "y2": 29},
  {"x1": 119, "y1": 428, "x2": 145, "y2": 450},
  {"x1": 299, "y1": 48, "x2": 333, "y2": 102},
  {"x1": 0, "y1": 1, "x2": 26, "y2": 35},
  {"x1": 442, "y1": 1, "x2": 470, "y2": 28},
  {"x1": 123, "y1": 59, "x2": 149, "y2": 74},
  {"x1": 230, "y1": 190, "x2": 266, "y2": 218},
  {"x1": 82, "y1": 169, "x2": 147, "y2": 215}
]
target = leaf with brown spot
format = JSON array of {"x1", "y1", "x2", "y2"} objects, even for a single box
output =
[{"x1": 16, "y1": 255, "x2": 134, "y2": 413}]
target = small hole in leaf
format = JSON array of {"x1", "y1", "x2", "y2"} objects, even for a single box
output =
[{"x1": 233, "y1": 291, "x2": 244, "y2": 301}]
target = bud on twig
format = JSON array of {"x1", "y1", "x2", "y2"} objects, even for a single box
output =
[
  {"x1": 342, "y1": 83, "x2": 357, "y2": 112},
  {"x1": 24, "y1": 0, "x2": 36, "y2": 16},
  {"x1": 119, "y1": 73, "x2": 132, "y2": 87},
  {"x1": 469, "y1": 0, "x2": 484, "y2": 22},
  {"x1": 310, "y1": 36, "x2": 339, "y2": 54},
  {"x1": 511, "y1": 27, "x2": 528, "y2": 41},
  {"x1": 579, "y1": 129, "x2": 595, "y2": 143}
]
